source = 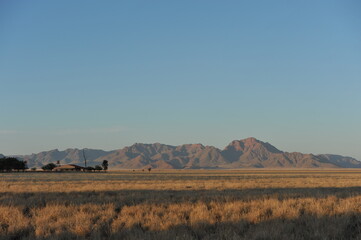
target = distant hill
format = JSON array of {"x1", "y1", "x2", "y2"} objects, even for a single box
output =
[
  {"x1": 12, "y1": 138, "x2": 361, "y2": 169},
  {"x1": 317, "y1": 154, "x2": 361, "y2": 168}
]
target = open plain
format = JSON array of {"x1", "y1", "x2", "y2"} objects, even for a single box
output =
[{"x1": 1, "y1": 170, "x2": 361, "y2": 239}]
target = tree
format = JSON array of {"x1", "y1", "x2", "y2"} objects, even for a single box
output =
[
  {"x1": 13, "y1": 160, "x2": 28, "y2": 172},
  {"x1": 148, "y1": 167, "x2": 152, "y2": 172},
  {"x1": 0, "y1": 157, "x2": 27, "y2": 172},
  {"x1": 94, "y1": 165, "x2": 102, "y2": 172},
  {"x1": 41, "y1": 163, "x2": 57, "y2": 171},
  {"x1": 102, "y1": 160, "x2": 108, "y2": 171}
]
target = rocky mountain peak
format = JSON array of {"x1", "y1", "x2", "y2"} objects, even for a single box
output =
[{"x1": 225, "y1": 138, "x2": 282, "y2": 154}]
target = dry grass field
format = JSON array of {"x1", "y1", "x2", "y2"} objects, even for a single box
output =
[{"x1": 1, "y1": 170, "x2": 361, "y2": 239}]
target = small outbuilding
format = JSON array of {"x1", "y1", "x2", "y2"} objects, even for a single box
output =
[{"x1": 52, "y1": 164, "x2": 84, "y2": 172}]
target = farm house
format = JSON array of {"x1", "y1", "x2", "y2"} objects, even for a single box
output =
[{"x1": 52, "y1": 164, "x2": 84, "y2": 172}]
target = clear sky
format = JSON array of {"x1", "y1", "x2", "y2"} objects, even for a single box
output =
[{"x1": 1, "y1": 1, "x2": 360, "y2": 159}]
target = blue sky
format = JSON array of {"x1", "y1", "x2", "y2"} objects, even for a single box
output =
[{"x1": 1, "y1": 0, "x2": 360, "y2": 158}]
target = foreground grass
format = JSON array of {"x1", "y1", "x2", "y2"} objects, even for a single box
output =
[{"x1": 1, "y1": 170, "x2": 361, "y2": 239}]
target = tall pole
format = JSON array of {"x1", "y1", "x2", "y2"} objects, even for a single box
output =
[{"x1": 83, "y1": 149, "x2": 87, "y2": 167}]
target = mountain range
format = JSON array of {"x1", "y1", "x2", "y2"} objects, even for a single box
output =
[{"x1": 5, "y1": 137, "x2": 361, "y2": 169}]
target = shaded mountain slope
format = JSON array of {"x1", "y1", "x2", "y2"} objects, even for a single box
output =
[{"x1": 318, "y1": 154, "x2": 361, "y2": 168}]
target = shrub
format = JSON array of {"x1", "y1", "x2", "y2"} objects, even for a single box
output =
[{"x1": 41, "y1": 163, "x2": 57, "y2": 171}]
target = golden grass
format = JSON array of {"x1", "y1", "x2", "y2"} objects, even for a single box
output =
[{"x1": 1, "y1": 170, "x2": 361, "y2": 239}]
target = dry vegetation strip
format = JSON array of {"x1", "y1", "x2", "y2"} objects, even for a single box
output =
[{"x1": 1, "y1": 170, "x2": 361, "y2": 239}]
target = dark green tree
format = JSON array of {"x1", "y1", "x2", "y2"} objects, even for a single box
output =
[
  {"x1": 0, "y1": 157, "x2": 27, "y2": 172},
  {"x1": 102, "y1": 160, "x2": 108, "y2": 171},
  {"x1": 13, "y1": 160, "x2": 28, "y2": 172},
  {"x1": 41, "y1": 163, "x2": 57, "y2": 171}
]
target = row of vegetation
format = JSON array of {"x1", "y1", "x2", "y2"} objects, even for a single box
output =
[
  {"x1": 0, "y1": 157, "x2": 108, "y2": 172},
  {"x1": 41, "y1": 160, "x2": 108, "y2": 172}
]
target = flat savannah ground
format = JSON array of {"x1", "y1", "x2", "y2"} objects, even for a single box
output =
[{"x1": 1, "y1": 170, "x2": 361, "y2": 240}]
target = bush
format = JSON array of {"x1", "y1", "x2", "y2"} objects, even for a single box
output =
[{"x1": 41, "y1": 163, "x2": 57, "y2": 171}]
